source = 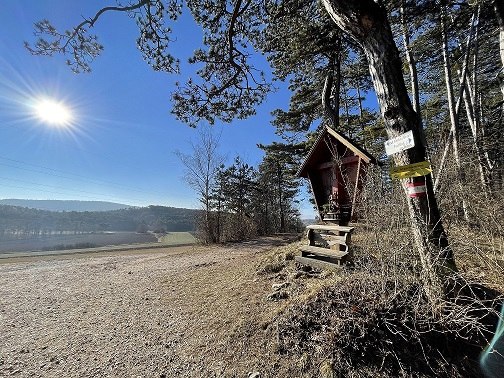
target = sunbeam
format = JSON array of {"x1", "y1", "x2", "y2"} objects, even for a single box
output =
[{"x1": 34, "y1": 98, "x2": 73, "y2": 127}]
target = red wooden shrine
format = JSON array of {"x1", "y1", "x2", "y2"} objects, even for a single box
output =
[{"x1": 297, "y1": 126, "x2": 377, "y2": 225}]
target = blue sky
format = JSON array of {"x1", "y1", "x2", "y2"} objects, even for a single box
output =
[{"x1": 0, "y1": 1, "x2": 316, "y2": 217}]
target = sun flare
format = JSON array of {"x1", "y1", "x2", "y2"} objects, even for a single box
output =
[{"x1": 34, "y1": 98, "x2": 73, "y2": 126}]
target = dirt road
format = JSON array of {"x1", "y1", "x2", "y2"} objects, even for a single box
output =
[{"x1": 0, "y1": 237, "x2": 296, "y2": 377}]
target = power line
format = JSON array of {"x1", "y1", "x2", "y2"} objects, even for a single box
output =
[
  {"x1": 0, "y1": 155, "x2": 171, "y2": 197},
  {"x1": 0, "y1": 182, "x2": 141, "y2": 203},
  {"x1": 0, "y1": 176, "x2": 154, "y2": 204}
]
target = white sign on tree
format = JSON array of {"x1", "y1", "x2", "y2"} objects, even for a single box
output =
[{"x1": 384, "y1": 130, "x2": 415, "y2": 156}]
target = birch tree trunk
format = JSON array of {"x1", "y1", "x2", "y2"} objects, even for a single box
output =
[
  {"x1": 440, "y1": 2, "x2": 471, "y2": 223},
  {"x1": 320, "y1": 0, "x2": 456, "y2": 281},
  {"x1": 458, "y1": 5, "x2": 491, "y2": 196},
  {"x1": 400, "y1": 0, "x2": 430, "y2": 173},
  {"x1": 460, "y1": 69, "x2": 491, "y2": 196},
  {"x1": 433, "y1": 10, "x2": 477, "y2": 194}
]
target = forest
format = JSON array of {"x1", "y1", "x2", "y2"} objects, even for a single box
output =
[
  {"x1": 176, "y1": 128, "x2": 305, "y2": 243},
  {"x1": 173, "y1": 0, "x2": 503, "y2": 254},
  {"x1": 0, "y1": 205, "x2": 198, "y2": 239},
  {"x1": 25, "y1": 0, "x2": 504, "y2": 376}
]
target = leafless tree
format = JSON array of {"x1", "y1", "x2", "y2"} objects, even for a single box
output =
[{"x1": 175, "y1": 126, "x2": 224, "y2": 243}]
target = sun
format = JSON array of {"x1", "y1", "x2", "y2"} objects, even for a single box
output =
[{"x1": 34, "y1": 98, "x2": 73, "y2": 127}]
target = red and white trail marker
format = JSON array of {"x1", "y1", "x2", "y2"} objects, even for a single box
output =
[{"x1": 407, "y1": 181, "x2": 427, "y2": 198}]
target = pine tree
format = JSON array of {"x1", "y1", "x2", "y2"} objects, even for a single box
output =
[
  {"x1": 255, "y1": 143, "x2": 303, "y2": 234},
  {"x1": 216, "y1": 156, "x2": 257, "y2": 241}
]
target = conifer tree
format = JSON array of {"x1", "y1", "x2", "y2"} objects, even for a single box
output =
[{"x1": 255, "y1": 143, "x2": 303, "y2": 233}]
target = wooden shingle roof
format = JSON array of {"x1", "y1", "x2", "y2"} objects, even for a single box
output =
[{"x1": 297, "y1": 126, "x2": 376, "y2": 178}]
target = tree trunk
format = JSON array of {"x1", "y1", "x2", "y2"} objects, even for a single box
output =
[
  {"x1": 277, "y1": 162, "x2": 286, "y2": 232},
  {"x1": 321, "y1": 0, "x2": 455, "y2": 280},
  {"x1": 440, "y1": 3, "x2": 471, "y2": 224},
  {"x1": 322, "y1": 37, "x2": 342, "y2": 129},
  {"x1": 433, "y1": 9, "x2": 477, "y2": 194},
  {"x1": 400, "y1": 0, "x2": 430, "y2": 174},
  {"x1": 464, "y1": 7, "x2": 491, "y2": 196},
  {"x1": 322, "y1": 74, "x2": 338, "y2": 127},
  {"x1": 494, "y1": 0, "x2": 504, "y2": 112},
  {"x1": 460, "y1": 70, "x2": 491, "y2": 196},
  {"x1": 356, "y1": 84, "x2": 367, "y2": 148},
  {"x1": 333, "y1": 35, "x2": 342, "y2": 127},
  {"x1": 400, "y1": 0, "x2": 421, "y2": 117},
  {"x1": 205, "y1": 178, "x2": 211, "y2": 243}
]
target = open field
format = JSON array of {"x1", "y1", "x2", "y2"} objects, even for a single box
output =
[
  {"x1": 157, "y1": 231, "x2": 196, "y2": 245},
  {"x1": 0, "y1": 232, "x2": 196, "y2": 255},
  {"x1": 0, "y1": 232, "x2": 157, "y2": 253}
]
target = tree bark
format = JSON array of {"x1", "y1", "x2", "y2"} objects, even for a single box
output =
[
  {"x1": 400, "y1": 0, "x2": 421, "y2": 117},
  {"x1": 356, "y1": 84, "x2": 367, "y2": 147},
  {"x1": 460, "y1": 70, "x2": 491, "y2": 196},
  {"x1": 465, "y1": 7, "x2": 491, "y2": 195},
  {"x1": 494, "y1": 0, "x2": 504, "y2": 118},
  {"x1": 322, "y1": 36, "x2": 342, "y2": 129},
  {"x1": 321, "y1": 0, "x2": 455, "y2": 279},
  {"x1": 433, "y1": 9, "x2": 477, "y2": 194},
  {"x1": 322, "y1": 74, "x2": 338, "y2": 127},
  {"x1": 400, "y1": 0, "x2": 430, "y2": 174},
  {"x1": 440, "y1": 2, "x2": 471, "y2": 223},
  {"x1": 277, "y1": 162, "x2": 286, "y2": 232}
]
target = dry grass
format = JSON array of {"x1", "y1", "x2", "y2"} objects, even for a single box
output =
[
  {"x1": 239, "y1": 169, "x2": 504, "y2": 377},
  {"x1": 448, "y1": 225, "x2": 504, "y2": 293},
  {"x1": 243, "y1": 227, "x2": 504, "y2": 377},
  {"x1": 155, "y1": 239, "x2": 347, "y2": 377},
  {"x1": 232, "y1": 217, "x2": 504, "y2": 378}
]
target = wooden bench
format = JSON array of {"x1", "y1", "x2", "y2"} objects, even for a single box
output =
[{"x1": 296, "y1": 224, "x2": 355, "y2": 270}]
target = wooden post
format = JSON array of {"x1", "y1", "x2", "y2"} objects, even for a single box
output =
[
  {"x1": 307, "y1": 172, "x2": 321, "y2": 220},
  {"x1": 351, "y1": 157, "x2": 362, "y2": 219}
]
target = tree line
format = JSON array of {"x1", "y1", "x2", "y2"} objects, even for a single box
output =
[
  {"x1": 0, "y1": 205, "x2": 198, "y2": 240},
  {"x1": 259, "y1": 0, "x2": 503, "y2": 281},
  {"x1": 177, "y1": 127, "x2": 304, "y2": 243}
]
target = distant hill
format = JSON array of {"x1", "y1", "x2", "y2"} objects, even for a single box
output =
[
  {"x1": 0, "y1": 204, "x2": 200, "y2": 239},
  {"x1": 0, "y1": 199, "x2": 133, "y2": 212}
]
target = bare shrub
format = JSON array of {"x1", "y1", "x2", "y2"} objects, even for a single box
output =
[
  {"x1": 266, "y1": 164, "x2": 503, "y2": 377},
  {"x1": 194, "y1": 212, "x2": 212, "y2": 244},
  {"x1": 272, "y1": 262, "x2": 502, "y2": 377},
  {"x1": 353, "y1": 166, "x2": 413, "y2": 261},
  {"x1": 194, "y1": 211, "x2": 259, "y2": 244},
  {"x1": 220, "y1": 213, "x2": 257, "y2": 242}
]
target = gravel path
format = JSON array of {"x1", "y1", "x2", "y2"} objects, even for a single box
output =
[{"x1": 0, "y1": 238, "x2": 289, "y2": 377}]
